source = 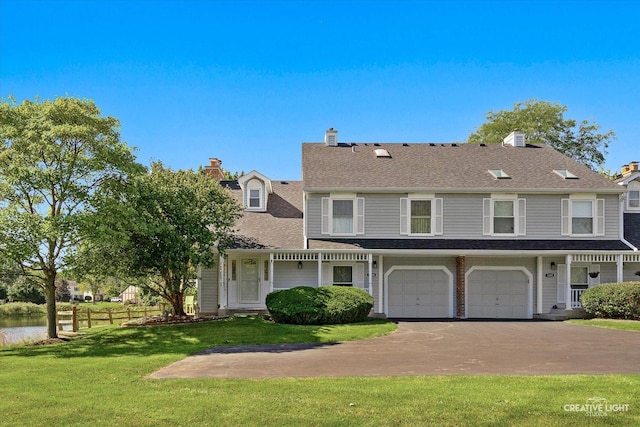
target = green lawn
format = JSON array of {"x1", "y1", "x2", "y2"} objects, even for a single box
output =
[
  {"x1": 568, "y1": 318, "x2": 640, "y2": 332},
  {"x1": 1, "y1": 316, "x2": 638, "y2": 426}
]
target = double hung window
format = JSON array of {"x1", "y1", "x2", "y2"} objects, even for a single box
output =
[
  {"x1": 561, "y1": 197, "x2": 605, "y2": 236},
  {"x1": 321, "y1": 196, "x2": 365, "y2": 236},
  {"x1": 483, "y1": 197, "x2": 526, "y2": 236}
]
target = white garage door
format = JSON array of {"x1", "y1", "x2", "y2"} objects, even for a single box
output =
[
  {"x1": 388, "y1": 269, "x2": 451, "y2": 318},
  {"x1": 467, "y1": 269, "x2": 530, "y2": 319}
]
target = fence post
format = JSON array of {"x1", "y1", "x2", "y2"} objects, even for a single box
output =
[
  {"x1": 72, "y1": 306, "x2": 78, "y2": 332},
  {"x1": 56, "y1": 311, "x2": 62, "y2": 332},
  {"x1": 108, "y1": 308, "x2": 113, "y2": 325},
  {"x1": 127, "y1": 308, "x2": 131, "y2": 320},
  {"x1": 87, "y1": 308, "x2": 92, "y2": 329}
]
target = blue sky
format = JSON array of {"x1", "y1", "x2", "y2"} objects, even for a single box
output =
[{"x1": 1, "y1": 0, "x2": 639, "y2": 180}]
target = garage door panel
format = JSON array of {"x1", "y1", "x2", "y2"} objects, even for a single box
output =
[
  {"x1": 467, "y1": 269, "x2": 530, "y2": 319},
  {"x1": 388, "y1": 269, "x2": 451, "y2": 318}
]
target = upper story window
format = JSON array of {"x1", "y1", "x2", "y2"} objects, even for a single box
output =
[
  {"x1": 400, "y1": 196, "x2": 443, "y2": 236},
  {"x1": 629, "y1": 190, "x2": 640, "y2": 209},
  {"x1": 483, "y1": 196, "x2": 526, "y2": 236},
  {"x1": 246, "y1": 179, "x2": 264, "y2": 211},
  {"x1": 561, "y1": 197, "x2": 605, "y2": 236},
  {"x1": 249, "y1": 189, "x2": 261, "y2": 208},
  {"x1": 321, "y1": 195, "x2": 365, "y2": 236}
]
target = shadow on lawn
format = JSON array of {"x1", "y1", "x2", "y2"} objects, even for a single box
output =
[{"x1": 0, "y1": 316, "x2": 385, "y2": 359}]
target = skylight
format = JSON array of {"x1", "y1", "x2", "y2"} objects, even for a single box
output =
[
  {"x1": 489, "y1": 169, "x2": 510, "y2": 179},
  {"x1": 374, "y1": 148, "x2": 391, "y2": 158},
  {"x1": 554, "y1": 169, "x2": 578, "y2": 179}
]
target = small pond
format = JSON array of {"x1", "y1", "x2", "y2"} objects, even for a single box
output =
[{"x1": 0, "y1": 317, "x2": 47, "y2": 345}]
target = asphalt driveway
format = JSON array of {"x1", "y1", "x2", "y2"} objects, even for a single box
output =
[{"x1": 148, "y1": 321, "x2": 640, "y2": 379}]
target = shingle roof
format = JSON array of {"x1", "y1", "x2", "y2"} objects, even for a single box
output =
[
  {"x1": 623, "y1": 213, "x2": 640, "y2": 249},
  {"x1": 308, "y1": 238, "x2": 630, "y2": 251},
  {"x1": 302, "y1": 142, "x2": 622, "y2": 192},
  {"x1": 223, "y1": 180, "x2": 305, "y2": 249}
]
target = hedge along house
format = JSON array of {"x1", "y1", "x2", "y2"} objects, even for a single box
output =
[{"x1": 197, "y1": 130, "x2": 639, "y2": 319}]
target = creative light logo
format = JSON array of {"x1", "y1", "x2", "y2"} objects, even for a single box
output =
[{"x1": 564, "y1": 397, "x2": 630, "y2": 417}]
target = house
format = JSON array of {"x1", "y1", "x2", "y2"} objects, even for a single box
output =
[
  {"x1": 197, "y1": 129, "x2": 639, "y2": 319},
  {"x1": 119, "y1": 285, "x2": 140, "y2": 304}
]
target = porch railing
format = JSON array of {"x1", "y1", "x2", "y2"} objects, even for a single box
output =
[{"x1": 571, "y1": 288, "x2": 586, "y2": 309}]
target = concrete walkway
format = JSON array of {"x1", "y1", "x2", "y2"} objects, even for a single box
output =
[{"x1": 148, "y1": 321, "x2": 640, "y2": 379}]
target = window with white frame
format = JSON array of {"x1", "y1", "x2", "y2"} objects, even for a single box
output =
[
  {"x1": 321, "y1": 196, "x2": 365, "y2": 236},
  {"x1": 561, "y1": 197, "x2": 605, "y2": 236},
  {"x1": 483, "y1": 197, "x2": 526, "y2": 236},
  {"x1": 245, "y1": 179, "x2": 264, "y2": 211},
  {"x1": 400, "y1": 196, "x2": 443, "y2": 236},
  {"x1": 628, "y1": 190, "x2": 640, "y2": 209}
]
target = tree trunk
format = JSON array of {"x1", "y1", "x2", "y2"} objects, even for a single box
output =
[
  {"x1": 44, "y1": 280, "x2": 58, "y2": 339},
  {"x1": 171, "y1": 291, "x2": 186, "y2": 316}
]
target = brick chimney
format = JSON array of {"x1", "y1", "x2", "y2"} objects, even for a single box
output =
[
  {"x1": 622, "y1": 161, "x2": 639, "y2": 177},
  {"x1": 204, "y1": 158, "x2": 225, "y2": 181}
]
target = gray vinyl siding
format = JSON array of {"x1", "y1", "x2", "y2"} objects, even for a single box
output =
[
  {"x1": 199, "y1": 267, "x2": 219, "y2": 314},
  {"x1": 273, "y1": 261, "x2": 320, "y2": 289},
  {"x1": 541, "y1": 257, "x2": 565, "y2": 313},
  {"x1": 624, "y1": 263, "x2": 640, "y2": 282},
  {"x1": 306, "y1": 192, "x2": 621, "y2": 240}
]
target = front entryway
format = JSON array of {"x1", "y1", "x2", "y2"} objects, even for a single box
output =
[
  {"x1": 239, "y1": 258, "x2": 260, "y2": 303},
  {"x1": 466, "y1": 268, "x2": 531, "y2": 319},
  {"x1": 387, "y1": 267, "x2": 453, "y2": 318}
]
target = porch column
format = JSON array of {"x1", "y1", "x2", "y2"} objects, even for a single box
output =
[
  {"x1": 456, "y1": 256, "x2": 466, "y2": 318},
  {"x1": 367, "y1": 253, "x2": 373, "y2": 295},
  {"x1": 617, "y1": 254, "x2": 624, "y2": 283},
  {"x1": 218, "y1": 255, "x2": 227, "y2": 310},
  {"x1": 378, "y1": 255, "x2": 384, "y2": 314},
  {"x1": 536, "y1": 256, "x2": 543, "y2": 314},
  {"x1": 317, "y1": 252, "x2": 323, "y2": 287},
  {"x1": 269, "y1": 253, "x2": 274, "y2": 293},
  {"x1": 565, "y1": 255, "x2": 572, "y2": 311}
]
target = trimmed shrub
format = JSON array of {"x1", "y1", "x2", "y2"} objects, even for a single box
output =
[
  {"x1": 581, "y1": 282, "x2": 640, "y2": 320},
  {"x1": 266, "y1": 286, "x2": 373, "y2": 325}
]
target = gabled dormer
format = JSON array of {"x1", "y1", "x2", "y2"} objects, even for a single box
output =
[
  {"x1": 616, "y1": 161, "x2": 640, "y2": 212},
  {"x1": 238, "y1": 170, "x2": 273, "y2": 212}
]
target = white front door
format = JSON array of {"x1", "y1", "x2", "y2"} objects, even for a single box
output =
[{"x1": 239, "y1": 258, "x2": 260, "y2": 303}]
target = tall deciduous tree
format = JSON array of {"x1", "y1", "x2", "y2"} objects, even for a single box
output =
[
  {"x1": 468, "y1": 99, "x2": 615, "y2": 170},
  {"x1": 0, "y1": 97, "x2": 141, "y2": 338},
  {"x1": 94, "y1": 162, "x2": 242, "y2": 316}
]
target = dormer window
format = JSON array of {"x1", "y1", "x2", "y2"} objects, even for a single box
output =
[
  {"x1": 249, "y1": 189, "x2": 261, "y2": 208},
  {"x1": 629, "y1": 190, "x2": 640, "y2": 209},
  {"x1": 238, "y1": 170, "x2": 273, "y2": 212}
]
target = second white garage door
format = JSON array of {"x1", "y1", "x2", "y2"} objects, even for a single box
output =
[
  {"x1": 387, "y1": 268, "x2": 453, "y2": 318},
  {"x1": 466, "y1": 269, "x2": 531, "y2": 319}
]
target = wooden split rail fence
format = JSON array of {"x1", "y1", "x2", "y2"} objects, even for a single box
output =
[{"x1": 56, "y1": 305, "x2": 164, "y2": 332}]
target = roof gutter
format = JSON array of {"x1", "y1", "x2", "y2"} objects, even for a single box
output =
[{"x1": 303, "y1": 187, "x2": 626, "y2": 195}]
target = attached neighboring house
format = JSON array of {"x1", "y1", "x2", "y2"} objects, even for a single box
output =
[{"x1": 197, "y1": 129, "x2": 639, "y2": 319}]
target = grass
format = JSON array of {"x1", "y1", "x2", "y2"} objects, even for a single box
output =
[
  {"x1": 1, "y1": 317, "x2": 638, "y2": 426},
  {"x1": 568, "y1": 318, "x2": 640, "y2": 332}
]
